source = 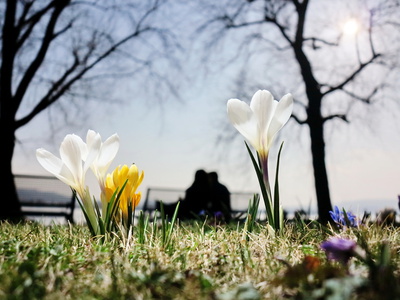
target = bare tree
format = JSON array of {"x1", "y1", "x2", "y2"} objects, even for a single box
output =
[
  {"x1": 193, "y1": 0, "x2": 400, "y2": 223},
  {"x1": 0, "y1": 0, "x2": 181, "y2": 220}
]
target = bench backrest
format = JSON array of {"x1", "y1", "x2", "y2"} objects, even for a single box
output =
[
  {"x1": 14, "y1": 174, "x2": 76, "y2": 223},
  {"x1": 15, "y1": 174, "x2": 74, "y2": 204}
]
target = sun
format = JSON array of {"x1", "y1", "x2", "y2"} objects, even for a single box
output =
[{"x1": 342, "y1": 18, "x2": 360, "y2": 35}]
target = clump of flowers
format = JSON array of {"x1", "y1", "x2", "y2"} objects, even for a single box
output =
[
  {"x1": 36, "y1": 129, "x2": 143, "y2": 239},
  {"x1": 329, "y1": 206, "x2": 359, "y2": 228},
  {"x1": 227, "y1": 90, "x2": 293, "y2": 232}
]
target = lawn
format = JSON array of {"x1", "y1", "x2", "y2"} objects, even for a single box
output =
[{"x1": 0, "y1": 216, "x2": 399, "y2": 299}]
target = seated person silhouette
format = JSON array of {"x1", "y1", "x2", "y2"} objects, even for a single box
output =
[
  {"x1": 208, "y1": 171, "x2": 231, "y2": 222},
  {"x1": 178, "y1": 169, "x2": 210, "y2": 220},
  {"x1": 157, "y1": 169, "x2": 210, "y2": 220}
]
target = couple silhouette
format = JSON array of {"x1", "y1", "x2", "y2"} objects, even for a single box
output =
[{"x1": 160, "y1": 169, "x2": 232, "y2": 222}]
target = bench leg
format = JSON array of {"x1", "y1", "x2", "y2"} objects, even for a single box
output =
[{"x1": 66, "y1": 214, "x2": 74, "y2": 224}]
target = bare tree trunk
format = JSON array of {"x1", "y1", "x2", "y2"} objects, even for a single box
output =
[
  {"x1": 0, "y1": 0, "x2": 23, "y2": 221},
  {"x1": 292, "y1": 32, "x2": 333, "y2": 224},
  {"x1": 0, "y1": 118, "x2": 22, "y2": 221},
  {"x1": 308, "y1": 115, "x2": 332, "y2": 224}
]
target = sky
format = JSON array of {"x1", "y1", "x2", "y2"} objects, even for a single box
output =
[{"x1": 10, "y1": 0, "x2": 400, "y2": 219}]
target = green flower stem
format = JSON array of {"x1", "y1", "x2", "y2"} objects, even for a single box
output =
[
  {"x1": 260, "y1": 155, "x2": 272, "y2": 201},
  {"x1": 245, "y1": 142, "x2": 275, "y2": 229},
  {"x1": 77, "y1": 188, "x2": 100, "y2": 236},
  {"x1": 245, "y1": 141, "x2": 285, "y2": 232}
]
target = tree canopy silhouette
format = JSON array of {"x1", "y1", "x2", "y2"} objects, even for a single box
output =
[{"x1": 0, "y1": 0, "x2": 179, "y2": 221}]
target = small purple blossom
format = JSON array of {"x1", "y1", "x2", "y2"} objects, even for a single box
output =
[
  {"x1": 214, "y1": 211, "x2": 224, "y2": 219},
  {"x1": 321, "y1": 237, "x2": 357, "y2": 265},
  {"x1": 329, "y1": 206, "x2": 342, "y2": 224},
  {"x1": 329, "y1": 206, "x2": 358, "y2": 227}
]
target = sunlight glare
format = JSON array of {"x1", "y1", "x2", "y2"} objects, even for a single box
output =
[{"x1": 342, "y1": 18, "x2": 360, "y2": 35}]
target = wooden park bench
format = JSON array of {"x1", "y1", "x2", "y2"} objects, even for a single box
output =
[{"x1": 15, "y1": 174, "x2": 76, "y2": 223}]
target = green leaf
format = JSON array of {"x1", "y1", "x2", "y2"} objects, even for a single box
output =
[
  {"x1": 93, "y1": 196, "x2": 105, "y2": 236},
  {"x1": 245, "y1": 142, "x2": 274, "y2": 228},
  {"x1": 126, "y1": 199, "x2": 134, "y2": 236},
  {"x1": 72, "y1": 189, "x2": 96, "y2": 237},
  {"x1": 104, "y1": 179, "x2": 127, "y2": 233},
  {"x1": 273, "y1": 141, "x2": 284, "y2": 232},
  {"x1": 137, "y1": 210, "x2": 149, "y2": 244},
  {"x1": 244, "y1": 194, "x2": 260, "y2": 242}
]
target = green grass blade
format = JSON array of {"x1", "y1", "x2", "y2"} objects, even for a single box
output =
[
  {"x1": 137, "y1": 210, "x2": 149, "y2": 244},
  {"x1": 273, "y1": 141, "x2": 284, "y2": 232},
  {"x1": 159, "y1": 201, "x2": 167, "y2": 246},
  {"x1": 165, "y1": 201, "x2": 180, "y2": 249},
  {"x1": 244, "y1": 194, "x2": 260, "y2": 242}
]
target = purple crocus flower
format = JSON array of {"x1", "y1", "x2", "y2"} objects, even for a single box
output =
[
  {"x1": 214, "y1": 211, "x2": 224, "y2": 219},
  {"x1": 320, "y1": 237, "x2": 357, "y2": 265},
  {"x1": 329, "y1": 206, "x2": 359, "y2": 227},
  {"x1": 329, "y1": 206, "x2": 342, "y2": 224}
]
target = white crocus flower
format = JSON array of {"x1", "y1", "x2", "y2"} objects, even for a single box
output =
[
  {"x1": 227, "y1": 90, "x2": 293, "y2": 162},
  {"x1": 85, "y1": 130, "x2": 119, "y2": 190},
  {"x1": 84, "y1": 130, "x2": 120, "y2": 216},
  {"x1": 36, "y1": 133, "x2": 101, "y2": 233},
  {"x1": 36, "y1": 134, "x2": 98, "y2": 197}
]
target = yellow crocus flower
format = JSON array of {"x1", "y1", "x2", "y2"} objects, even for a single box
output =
[{"x1": 103, "y1": 164, "x2": 144, "y2": 223}]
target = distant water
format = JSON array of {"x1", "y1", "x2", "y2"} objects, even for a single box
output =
[{"x1": 333, "y1": 198, "x2": 398, "y2": 216}]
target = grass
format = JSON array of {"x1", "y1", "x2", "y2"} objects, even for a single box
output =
[{"x1": 0, "y1": 218, "x2": 399, "y2": 299}]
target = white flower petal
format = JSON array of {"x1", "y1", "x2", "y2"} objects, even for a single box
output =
[
  {"x1": 267, "y1": 93, "x2": 293, "y2": 143},
  {"x1": 227, "y1": 99, "x2": 260, "y2": 149},
  {"x1": 59, "y1": 135, "x2": 84, "y2": 187},
  {"x1": 36, "y1": 148, "x2": 77, "y2": 188},
  {"x1": 36, "y1": 148, "x2": 63, "y2": 176},
  {"x1": 97, "y1": 134, "x2": 119, "y2": 173},
  {"x1": 86, "y1": 130, "x2": 100, "y2": 151},
  {"x1": 86, "y1": 129, "x2": 97, "y2": 141},
  {"x1": 250, "y1": 90, "x2": 275, "y2": 135},
  {"x1": 57, "y1": 164, "x2": 81, "y2": 191},
  {"x1": 84, "y1": 132, "x2": 101, "y2": 174},
  {"x1": 75, "y1": 134, "x2": 88, "y2": 161}
]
